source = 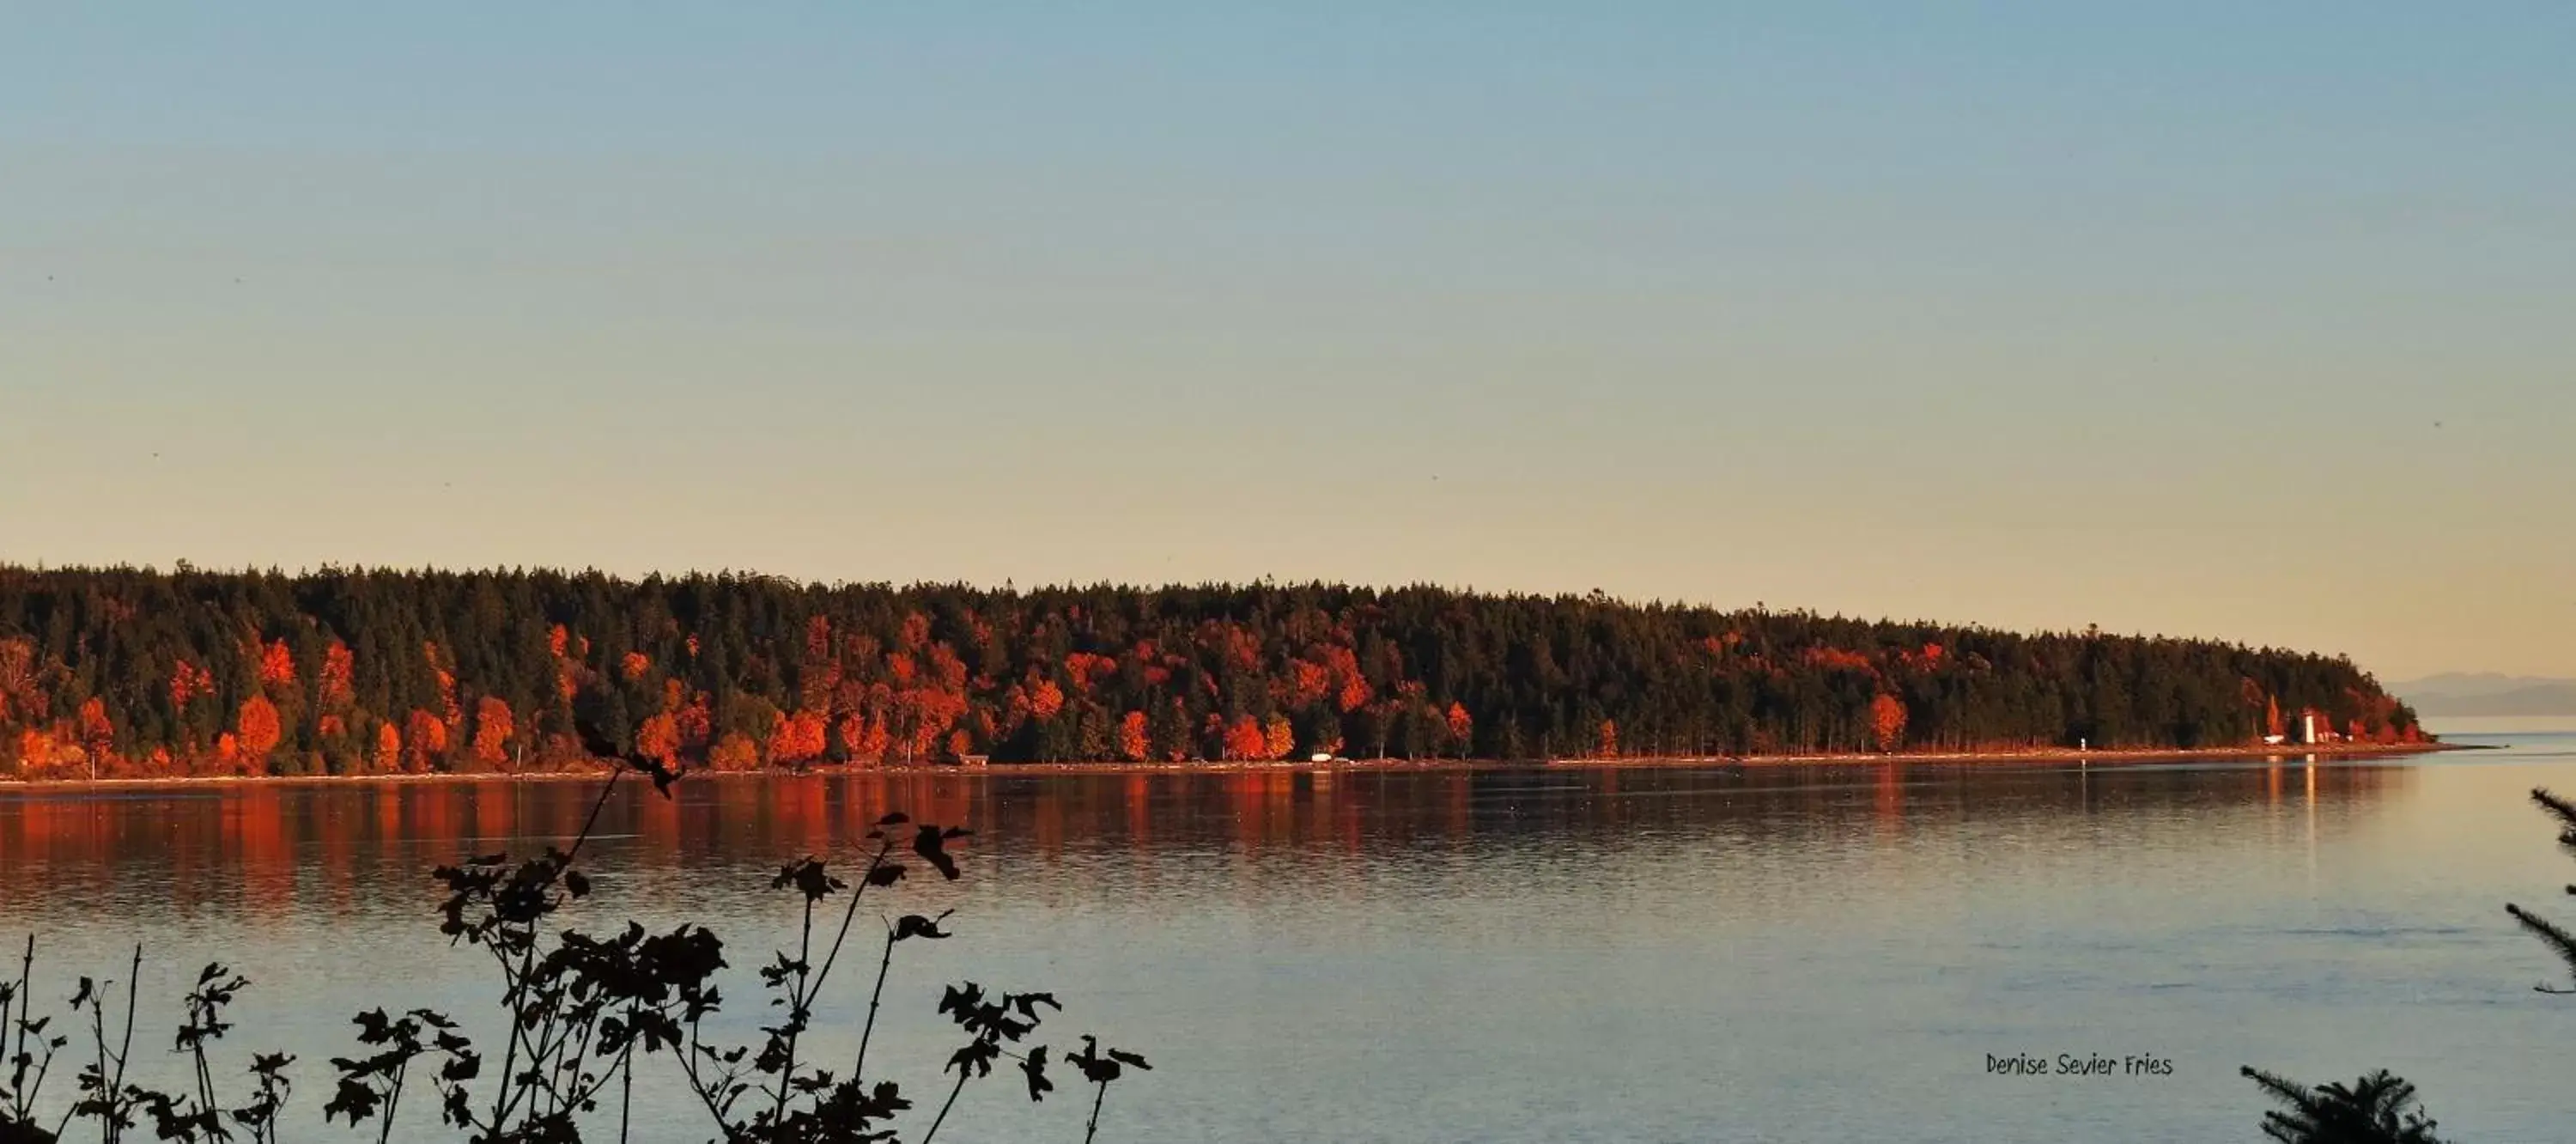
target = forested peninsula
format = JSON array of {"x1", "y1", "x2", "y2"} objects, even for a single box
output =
[{"x1": 0, "y1": 565, "x2": 2427, "y2": 781}]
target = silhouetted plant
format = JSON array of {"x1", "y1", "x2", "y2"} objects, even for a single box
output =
[
  {"x1": 0, "y1": 941, "x2": 295, "y2": 1144},
  {"x1": 2505, "y1": 787, "x2": 2576, "y2": 994},
  {"x1": 668, "y1": 820, "x2": 951, "y2": 1143},
  {"x1": 5, "y1": 743, "x2": 1151, "y2": 1142},
  {"x1": 377, "y1": 733, "x2": 1140, "y2": 1141},
  {"x1": 919, "y1": 981, "x2": 1054, "y2": 1142},
  {"x1": 323, "y1": 1007, "x2": 477, "y2": 1144},
  {"x1": 1, "y1": 935, "x2": 70, "y2": 1144},
  {"x1": 139, "y1": 964, "x2": 292, "y2": 1144},
  {"x1": 1061, "y1": 1036, "x2": 1151, "y2": 1144},
  {"x1": 2239, "y1": 1067, "x2": 2446, "y2": 1144},
  {"x1": 66, "y1": 948, "x2": 147, "y2": 1143}
]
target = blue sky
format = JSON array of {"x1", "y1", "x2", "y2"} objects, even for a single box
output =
[{"x1": 3, "y1": 3, "x2": 2571, "y2": 678}]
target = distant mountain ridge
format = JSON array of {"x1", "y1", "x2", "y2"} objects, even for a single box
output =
[{"x1": 2391, "y1": 674, "x2": 2576, "y2": 716}]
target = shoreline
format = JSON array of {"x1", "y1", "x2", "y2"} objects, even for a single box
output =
[{"x1": 0, "y1": 740, "x2": 2471, "y2": 794}]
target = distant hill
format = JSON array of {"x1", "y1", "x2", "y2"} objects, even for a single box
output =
[
  {"x1": 0, "y1": 565, "x2": 2427, "y2": 778},
  {"x1": 2391, "y1": 674, "x2": 2576, "y2": 716}
]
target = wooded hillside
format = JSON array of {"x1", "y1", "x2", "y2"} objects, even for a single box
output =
[{"x1": 0, "y1": 565, "x2": 2424, "y2": 778}]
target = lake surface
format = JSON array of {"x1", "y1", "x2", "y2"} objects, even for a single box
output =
[{"x1": 6, "y1": 722, "x2": 2575, "y2": 1142}]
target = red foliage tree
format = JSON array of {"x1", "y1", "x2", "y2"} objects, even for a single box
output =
[
  {"x1": 1064, "y1": 652, "x2": 1118, "y2": 692},
  {"x1": 854, "y1": 714, "x2": 890, "y2": 761},
  {"x1": 470, "y1": 697, "x2": 515, "y2": 769},
  {"x1": 1117, "y1": 711, "x2": 1151, "y2": 762},
  {"x1": 1262, "y1": 715, "x2": 1295, "y2": 760},
  {"x1": 635, "y1": 714, "x2": 680, "y2": 765},
  {"x1": 708, "y1": 732, "x2": 761, "y2": 772},
  {"x1": 405, "y1": 709, "x2": 447, "y2": 772},
  {"x1": 237, "y1": 695, "x2": 283, "y2": 770},
  {"x1": 258, "y1": 639, "x2": 297, "y2": 689},
  {"x1": 771, "y1": 709, "x2": 828, "y2": 765},
  {"x1": 1289, "y1": 660, "x2": 1334, "y2": 708},
  {"x1": 1868, "y1": 693, "x2": 1908, "y2": 752},
  {"x1": 676, "y1": 693, "x2": 713, "y2": 754},
  {"x1": 170, "y1": 659, "x2": 210, "y2": 713},
  {"x1": 1222, "y1": 715, "x2": 1268, "y2": 761},
  {"x1": 319, "y1": 641, "x2": 355, "y2": 709},
  {"x1": 77, "y1": 697, "x2": 116, "y2": 772}
]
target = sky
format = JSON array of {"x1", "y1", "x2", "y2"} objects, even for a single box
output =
[{"x1": 2, "y1": 3, "x2": 2570, "y2": 680}]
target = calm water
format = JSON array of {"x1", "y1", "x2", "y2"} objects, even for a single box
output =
[{"x1": 6, "y1": 722, "x2": 2576, "y2": 1142}]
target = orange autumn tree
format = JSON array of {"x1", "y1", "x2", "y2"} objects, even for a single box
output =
[
  {"x1": 77, "y1": 697, "x2": 116, "y2": 775},
  {"x1": 168, "y1": 659, "x2": 215, "y2": 715},
  {"x1": 1222, "y1": 715, "x2": 1268, "y2": 761},
  {"x1": 1030, "y1": 680, "x2": 1066, "y2": 722},
  {"x1": 374, "y1": 722, "x2": 402, "y2": 774},
  {"x1": 319, "y1": 641, "x2": 355, "y2": 710},
  {"x1": 831, "y1": 714, "x2": 872, "y2": 765},
  {"x1": 1116, "y1": 711, "x2": 1151, "y2": 762},
  {"x1": 675, "y1": 692, "x2": 714, "y2": 757},
  {"x1": 470, "y1": 697, "x2": 515, "y2": 769},
  {"x1": 850, "y1": 713, "x2": 890, "y2": 762},
  {"x1": 635, "y1": 713, "x2": 680, "y2": 765},
  {"x1": 1445, "y1": 703, "x2": 1473, "y2": 755},
  {"x1": 1262, "y1": 714, "x2": 1295, "y2": 760},
  {"x1": 1868, "y1": 693, "x2": 1908, "y2": 753},
  {"x1": 236, "y1": 695, "x2": 283, "y2": 771},
  {"x1": 770, "y1": 709, "x2": 828, "y2": 766},
  {"x1": 257, "y1": 639, "x2": 296, "y2": 689},
  {"x1": 708, "y1": 732, "x2": 761, "y2": 772},
  {"x1": 405, "y1": 709, "x2": 447, "y2": 773}
]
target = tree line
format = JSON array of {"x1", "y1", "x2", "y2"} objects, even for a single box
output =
[{"x1": 0, "y1": 564, "x2": 2425, "y2": 779}]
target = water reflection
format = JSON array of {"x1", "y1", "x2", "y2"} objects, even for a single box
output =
[
  {"x1": 0, "y1": 761, "x2": 2409, "y2": 924},
  {"x1": 13, "y1": 754, "x2": 2555, "y2": 1144}
]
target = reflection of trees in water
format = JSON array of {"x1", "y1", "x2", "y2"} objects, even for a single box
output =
[{"x1": 0, "y1": 763, "x2": 2409, "y2": 921}]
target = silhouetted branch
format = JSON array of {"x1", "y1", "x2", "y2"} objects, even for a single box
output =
[
  {"x1": 9, "y1": 723, "x2": 1147, "y2": 1143},
  {"x1": 2241, "y1": 1066, "x2": 2445, "y2": 1143}
]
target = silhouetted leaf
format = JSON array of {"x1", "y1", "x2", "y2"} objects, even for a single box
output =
[
  {"x1": 913, "y1": 826, "x2": 961, "y2": 880},
  {"x1": 1021, "y1": 1045, "x2": 1054, "y2": 1102},
  {"x1": 893, "y1": 912, "x2": 952, "y2": 942},
  {"x1": 322, "y1": 1078, "x2": 380, "y2": 1125}
]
